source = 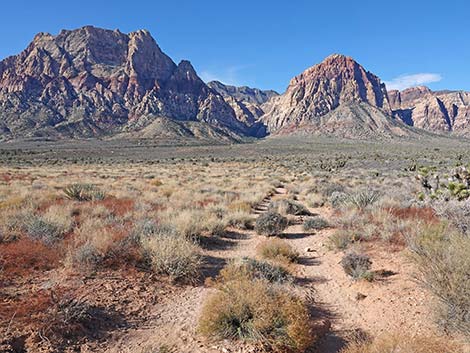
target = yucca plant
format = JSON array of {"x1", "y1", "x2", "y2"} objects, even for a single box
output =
[{"x1": 63, "y1": 184, "x2": 105, "y2": 201}]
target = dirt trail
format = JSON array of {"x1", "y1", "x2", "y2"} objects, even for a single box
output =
[
  {"x1": 95, "y1": 187, "x2": 447, "y2": 353},
  {"x1": 283, "y1": 206, "x2": 444, "y2": 352},
  {"x1": 96, "y1": 188, "x2": 286, "y2": 353}
]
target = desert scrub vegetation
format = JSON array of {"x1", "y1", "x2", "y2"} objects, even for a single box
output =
[
  {"x1": 141, "y1": 233, "x2": 201, "y2": 282},
  {"x1": 407, "y1": 223, "x2": 470, "y2": 336},
  {"x1": 257, "y1": 238, "x2": 299, "y2": 263},
  {"x1": 255, "y1": 211, "x2": 288, "y2": 236},
  {"x1": 219, "y1": 257, "x2": 292, "y2": 284},
  {"x1": 199, "y1": 264, "x2": 318, "y2": 352},
  {"x1": 340, "y1": 332, "x2": 463, "y2": 353},
  {"x1": 340, "y1": 252, "x2": 374, "y2": 281},
  {"x1": 63, "y1": 183, "x2": 106, "y2": 201},
  {"x1": 268, "y1": 199, "x2": 311, "y2": 216},
  {"x1": 303, "y1": 216, "x2": 329, "y2": 231}
]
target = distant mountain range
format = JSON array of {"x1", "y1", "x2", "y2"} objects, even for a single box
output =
[{"x1": 0, "y1": 26, "x2": 469, "y2": 141}]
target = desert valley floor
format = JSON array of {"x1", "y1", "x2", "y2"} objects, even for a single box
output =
[{"x1": 0, "y1": 136, "x2": 469, "y2": 353}]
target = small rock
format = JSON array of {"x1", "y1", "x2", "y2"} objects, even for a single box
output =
[{"x1": 355, "y1": 292, "x2": 367, "y2": 301}]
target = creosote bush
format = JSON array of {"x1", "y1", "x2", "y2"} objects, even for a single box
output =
[
  {"x1": 255, "y1": 211, "x2": 288, "y2": 236},
  {"x1": 257, "y1": 238, "x2": 299, "y2": 263},
  {"x1": 340, "y1": 252, "x2": 372, "y2": 280}
]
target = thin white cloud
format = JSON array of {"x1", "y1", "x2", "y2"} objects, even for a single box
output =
[
  {"x1": 199, "y1": 65, "x2": 250, "y2": 86},
  {"x1": 384, "y1": 73, "x2": 442, "y2": 91}
]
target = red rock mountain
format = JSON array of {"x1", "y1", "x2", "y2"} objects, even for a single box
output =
[
  {"x1": 0, "y1": 26, "x2": 247, "y2": 140},
  {"x1": 389, "y1": 86, "x2": 470, "y2": 134},
  {"x1": 261, "y1": 54, "x2": 411, "y2": 137}
]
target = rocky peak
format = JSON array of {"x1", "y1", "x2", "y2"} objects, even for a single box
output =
[
  {"x1": 0, "y1": 26, "x2": 248, "y2": 140},
  {"x1": 262, "y1": 54, "x2": 393, "y2": 134}
]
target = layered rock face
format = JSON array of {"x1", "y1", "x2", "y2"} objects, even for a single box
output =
[
  {"x1": 207, "y1": 81, "x2": 278, "y2": 135},
  {"x1": 261, "y1": 54, "x2": 410, "y2": 137},
  {"x1": 0, "y1": 26, "x2": 245, "y2": 140},
  {"x1": 389, "y1": 87, "x2": 470, "y2": 134}
]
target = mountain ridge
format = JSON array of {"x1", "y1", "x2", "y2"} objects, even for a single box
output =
[{"x1": 1, "y1": 26, "x2": 469, "y2": 141}]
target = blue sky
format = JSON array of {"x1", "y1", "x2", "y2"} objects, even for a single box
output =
[{"x1": 1, "y1": 0, "x2": 469, "y2": 93}]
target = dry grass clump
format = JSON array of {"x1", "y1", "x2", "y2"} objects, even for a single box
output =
[
  {"x1": 224, "y1": 210, "x2": 254, "y2": 230},
  {"x1": 269, "y1": 199, "x2": 311, "y2": 216},
  {"x1": 219, "y1": 257, "x2": 292, "y2": 284},
  {"x1": 303, "y1": 216, "x2": 329, "y2": 231},
  {"x1": 141, "y1": 232, "x2": 201, "y2": 282},
  {"x1": 199, "y1": 270, "x2": 317, "y2": 352},
  {"x1": 340, "y1": 333, "x2": 463, "y2": 353},
  {"x1": 340, "y1": 252, "x2": 374, "y2": 281},
  {"x1": 255, "y1": 211, "x2": 288, "y2": 236},
  {"x1": 257, "y1": 238, "x2": 299, "y2": 263},
  {"x1": 407, "y1": 223, "x2": 470, "y2": 336}
]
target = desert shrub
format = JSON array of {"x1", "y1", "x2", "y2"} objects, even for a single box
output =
[
  {"x1": 227, "y1": 201, "x2": 252, "y2": 213},
  {"x1": 321, "y1": 183, "x2": 346, "y2": 197},
  {"x1": 220, "y1": 258, "x2": 291, "y2": 284},
  {"x1": 340, "y1": 333, "x2": 462, "y2": 353},
  {"x1": 255, "y1": 212, "x2": 288, "y2": 236},
  {"x1": 141, "y1": 234, "x2": 201, "y2": 282},
  {"x1": 305, "y1": 193, "x2": 324, "y2": 208},
  {"x1": 432, "y1": 199, "x2": 470, "y2": 235},
  {"x1": 225, "y1": 210, "x2": 254, "y2": 230},
  {"x1": 340, "y1": 252, "x2": 372, "y2": 280},
  {"x1": 63, "y1": 184, "x2": 105, "y2": 201},
  {"x1": 269, "y1": 199, "x2": 311, "y2": 216},
  {"x1": 50, "y1": 296, "x2": 94, "y2": 328},
  {"x1": 71, "y1": 242, "x2": 103, "y2": 269},
  {"x1": 257, "y1": 238, "x2": 299, "y2": 263},
  {"x1": 204, "y1": 217, "x2": 227, "y2": 237},
  {"x1": 346, "y1": 189, "x2": 381, "y2": 210},
  {"x1": 199, "y1": 276, "x2": 316, "y2": 352},
  {"x1": 407, "y1": 223, "x2": 470, "y2": 336},
  {"x1": 25, "y1": 216, "x2": 66, "y2": 245},
  {"x1": 327, "y1": 230, "x2": 353, "y2": 250},
  {"x1": 159, "y1": 209, "x2": 211, "y2": 239},
  {"x1": 303, "y1": 216, "x2": 329, "y2": 231},
  {"x1": 329, "y1": 191, "x2": 348, "y2": 208}
]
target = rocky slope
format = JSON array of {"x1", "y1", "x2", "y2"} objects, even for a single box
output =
[
  {"x1": 389, "y1": 87, "x2": 470, "y2": 134},
  {"x1": 207, "y1": 81, "x2": 278, "y2": 136},
  {"x1": 261, "y1": 54, "x2": 414, "y2": 137},
  {"x1": 0, "y1": 26, "x2": 247, "y2": 141}
]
